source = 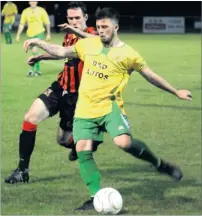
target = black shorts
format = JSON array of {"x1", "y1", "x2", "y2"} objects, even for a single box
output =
[{"x1": 38, "y1": 81, "x2": 78, "y2": 131}]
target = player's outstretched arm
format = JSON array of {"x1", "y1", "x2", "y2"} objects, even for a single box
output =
[
  {"x1": 27, "y1": 53, "x2": 63, "y2": 66},
  {"x1": 45, "y1": 24, "x2": 51, "y2": 41},
  {"x1": 139, "y1": 66, "x2": 192, "y2": 100},
  {"x1": 35, "y1": 53, "x2": 64, "y2": 61},
  {"x1": 58, "y1": 23, "x2": 97, "y2": 38},
  {"x1": 16, "y1": 24, "x2": 25, "y2": 42},
  {"x1": 24, "y1": 39, "x2": 79, "y2": 59}
]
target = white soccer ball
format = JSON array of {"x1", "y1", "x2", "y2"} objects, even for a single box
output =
[{"x1": 93, "y1": 187, "x2": 123, "y2": 215}]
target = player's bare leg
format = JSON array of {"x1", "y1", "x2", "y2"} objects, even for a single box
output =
[
  {"x1": 5, "y1": 98, "x2": 49, "y2": 184},
  {"x1": 113, "y1": 134, "x2": 183, "y2": 181}
]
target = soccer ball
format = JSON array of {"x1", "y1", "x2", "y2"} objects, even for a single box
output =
[{"x1": 93, "y1": 187, "x2": 123, "y2": 215}]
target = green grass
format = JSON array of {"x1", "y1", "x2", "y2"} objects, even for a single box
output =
[{"x1": 1, "y1": 33, "x2": 201, "y2": 215}]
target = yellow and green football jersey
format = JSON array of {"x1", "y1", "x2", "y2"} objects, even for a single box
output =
[
  {"x1": 73, "y1": 37, "x2": 146, "y2": 118},
  {"x1": 20, "y1": 6, "x2": 50, "y2": 37},
  {"x1": 2, "y1": 2, "x2": 18, "y2": 24}
]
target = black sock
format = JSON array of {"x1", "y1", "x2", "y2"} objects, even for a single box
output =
[
  {"x1": 124, "y1": 139, "x2": 160, "y2": 167},
  {"x1": 60, "y1": 141, "x2": 75, "y2": 150},
  {"x1": 18, "y1": 130, "x2": 36, "y2": 171}
]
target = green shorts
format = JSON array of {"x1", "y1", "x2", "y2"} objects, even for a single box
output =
[
  {"x1": 29, "y1": 32, "x2": 45, "y2": 40},
  {"x1": 73, "y1": 101, "x2": 131, "y2": 144},
  {"x1": 3, "y1": 23, "x2": 12, "y2": 32}
]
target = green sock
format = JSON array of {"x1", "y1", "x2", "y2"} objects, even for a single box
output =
[
  {"x1": 4, "y1": 32, "x2": 9, "y2": 44},
  {"x1": 35, "y1": 62, "x2": 40, "y2": 72},
  {"x1": 31, "y1": 52, "x2": 37, "y2": 72},
  {"x1": 77, "y1": 150, "x2": 101, "y2": 196},
  {"x1": 124, "y1": 139, "x2": 159, "y2": 167},
  {"x1": 31, "y1": 52, "x2": 40, "y2": 72},
  {"x1": 7, "y1": 31, "x2": 12, "y2": 44}
]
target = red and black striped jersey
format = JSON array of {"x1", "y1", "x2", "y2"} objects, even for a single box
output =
[{"x1": 57, "y1": 27, "x2": 97, "y2": 93}]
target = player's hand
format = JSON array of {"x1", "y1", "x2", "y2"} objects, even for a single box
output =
[
  {"x1": 176, "y1": 89, "x2": 192, "y2": 101},
  {"x1": 46, "y1": 34, "x2": 51, "y2": 41},
  {"x1": 16, "y1": 35, "x2": 20, "y2": 42},
  {"x1": 27, "y1": 56, "x2": 40, "y2": 66},
  {"x1": 58, "y1": 23, "x2": 72, "y2": 30},
  {"x1": 23, "y1": 38, "x2": 39, "y2": 53}
]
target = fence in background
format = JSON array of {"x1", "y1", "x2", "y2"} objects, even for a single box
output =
[
  {"x1": 2, "y1": 15, "x2": 201, "y2": 33},
  {"x1": 117, "y1": 15, "x2": 201, "y2": 33}
]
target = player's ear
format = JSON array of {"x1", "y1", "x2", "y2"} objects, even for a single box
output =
[
  {"x1": 84, "y1": 14, "x2": 88, "y2": 21},
  {"x1": 115, "y1": 24, "x2": 119, "y2": 32}
]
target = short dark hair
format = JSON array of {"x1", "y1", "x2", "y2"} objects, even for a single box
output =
[
  {"x1": 67, "y1": 1, "x2": 87, "y2": 15},
  {"x1": 95, "y1": 7, "x2": 120, "y2": 24}
]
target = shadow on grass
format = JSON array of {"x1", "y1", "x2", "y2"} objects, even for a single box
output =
[
  {"x1": 4, "y1": 163, "x2": 200, "y2": 214},
  {"x1": 100, "y1": 162, "x2": 201, "y2": 212},
  {"x1": 30, "y1": 174, "x2": 70, "y2": 183},
  {"x1": 119, "y1": 180, "x2": 201, "y2": 213},
  {"x1": 18, "y1": 160, "x2": 201, "y2": 212},
  {"x1": 107, "y1": 164, "x2": 201, "y2": 212},
  {"x1": 118, "y1": 178, "x2": 201, "y2": 199}
]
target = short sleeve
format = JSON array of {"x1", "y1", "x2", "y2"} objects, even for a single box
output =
[
  {"x1": 41, "y1": 9, "x2": 50, "y2": 25},
  {"x1": 127, "y1": 51, "x2": 146, "y2": 72},
  {"x1": 72, "y1": 38, "x2": 88, "y2": 61},
  {"x1": 20, "y1": 10, "x2": 27, "y2": 25}
]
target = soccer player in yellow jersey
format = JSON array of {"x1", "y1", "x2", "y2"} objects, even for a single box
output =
[
  {"x1": 16, "y1": 1, "x2": 51, "y2": 76},
  {"x1": 24, "y1": 7, "x2": 192, "y2": 210},
  {"x1": 1, "y1": 1, "x2": 18, "y2": 44}
]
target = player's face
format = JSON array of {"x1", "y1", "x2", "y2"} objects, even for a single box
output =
[
  {"x1": 96, "y1": 18, "x2": 118, "y2": 44},
  {"x1": 67, "y1": 8, "x2": 87, "y2": 30},
  {"x1": 29, "y1": 1, "x2": 38, "y2": 8}
]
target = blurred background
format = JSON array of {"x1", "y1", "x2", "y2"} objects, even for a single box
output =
[{"x1": 1, "y1": 1, "x2": 201, "y2": 33}]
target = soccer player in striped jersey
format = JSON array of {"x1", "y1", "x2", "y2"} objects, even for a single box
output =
[
  {"x1": 23, "y1": 7, "x2": 192, "y2": 210},
  {"x1": 1, "y1": 1, "x2": 18, "y2": 44},
  {"x1": 5, "y1": 2, "x2": 98, "y2": 184},
  {"x1": 16, "y1": 1, "x2": 51, "y2": 76}
]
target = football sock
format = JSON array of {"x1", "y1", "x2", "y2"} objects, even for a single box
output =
[
  {"x1": 5, "y1": 32, "x2": 9, "y2": 44},
  {"x1": 35, "y1": 62, "x2": 40, "y2": 72},
  {"x1": 18, "y1": 121, "x2": 37, "y2": 171},
  {"x1": 60, "y1": 135, "x2": 74, "y2": 149},
  {"x1": 31, "y1": 52, "x2": 37, "y2": 72},
  {"x1": 32, "y1": 52, "x2": 41, "y2": 72},
  {"x1": 61, "y1": 142, "x2": 74, "y2": 149},
  {"x1": 57, "y1": 133, "x2": 74, "y2": 149},
  {"x1": 124, "y1": 139, "x2": 160, "y2": 167},
  {"x1": 77, "y1": 151, "x2": 100, "y2": 196},
  {"x1": 7, "y1": 31, "x2": 12, "y2": 44}
]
